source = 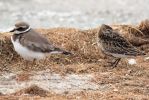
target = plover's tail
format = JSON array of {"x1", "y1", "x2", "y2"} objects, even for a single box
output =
[{"x1": 50, "y1": 47, "x2": 72, "y2": 55}]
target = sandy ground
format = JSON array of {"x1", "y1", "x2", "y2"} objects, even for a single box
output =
[{"x1": 0, "y1": 20, "x2": 149, "y2": 99}]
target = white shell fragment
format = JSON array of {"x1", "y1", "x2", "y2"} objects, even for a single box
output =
[{"x1": 128, "y1": 59, "x2": 137, "y2": 65}]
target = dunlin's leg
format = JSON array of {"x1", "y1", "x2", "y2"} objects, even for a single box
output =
[
  {"x1": 112, "y1": 58, "x2": 121, "y2": 68},
  {"x1": 106, "y1": 58, "x2": 121, "y2": 68}
]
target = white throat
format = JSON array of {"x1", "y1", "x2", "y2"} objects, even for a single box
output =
[{"x1": 15, "y1": 27, "x2": 31, "y2": 34}]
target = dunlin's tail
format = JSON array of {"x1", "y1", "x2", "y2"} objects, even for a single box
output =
[{"x1": 61, "y1": 51, "x2": 72, "y2": 55}]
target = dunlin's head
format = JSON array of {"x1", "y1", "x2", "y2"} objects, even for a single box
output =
[
  {"x1": 98, "y1": 24, "x2": 113, "y2": 39},
  {"x1": 10, "y1": 21, "x2": 31, "y2": 34},
  {"x1": 100, "y1": 24, "x2": 112, "y2": 31}
]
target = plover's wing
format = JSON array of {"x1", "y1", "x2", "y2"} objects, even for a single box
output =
[
  {"x1": 20, "y1": 30, "x2": 71, "y2": 55},
  {"x1": 101, "y1": 30, "x2": 145, "y2": 56}
]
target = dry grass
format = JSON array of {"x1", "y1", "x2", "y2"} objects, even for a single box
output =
[
  {"x1": 0, "y1": 20, "x2": 149, "y2": 99},
  {"x1": 0, "y1": 27, "x2": 104, "y2": 73}
]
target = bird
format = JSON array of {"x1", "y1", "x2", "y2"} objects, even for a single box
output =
[
  {"x1": 97, "y1": 24, "x2": 145, "y2": 68},
  {"x1": 9, "y1": 21, "x2": 72, "y2": 61}
]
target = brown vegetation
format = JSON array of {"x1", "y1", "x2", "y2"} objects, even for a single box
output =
[{"x1": 0, "y1": 20, "x2": 149, "y2": 99}]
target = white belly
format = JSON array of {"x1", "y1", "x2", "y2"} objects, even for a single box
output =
[{"x1": 11, "y1": 36, "x2": 46, "y2": 61}]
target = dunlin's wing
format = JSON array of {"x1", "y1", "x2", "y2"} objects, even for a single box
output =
[
  {"x1": 20, "y1": 29, "x2": 71, "y2": 55},
  {"x1": 101, "y1": 29, "x2": 145, "y2": 56}
]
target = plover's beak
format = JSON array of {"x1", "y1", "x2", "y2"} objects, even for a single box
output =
[{"x1": 9, "y1": 27, "x2": 16, "y2": 32}]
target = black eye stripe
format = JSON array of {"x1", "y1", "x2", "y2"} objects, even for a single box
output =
[{"x1": 17, "y1": 27, "x2": 26, "y2": 31}]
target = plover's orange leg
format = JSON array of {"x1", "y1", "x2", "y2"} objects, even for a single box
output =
[
  {"x1": 32, "y1": 59, "x2": 37, "y2": 66},
  {"x1": 23, "y1": 60, "x2": 30, "y2": 70}
]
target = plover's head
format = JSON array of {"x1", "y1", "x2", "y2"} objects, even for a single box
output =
[{"x1": 10, "y1": 21, "x2": 31, "y2": 34}]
